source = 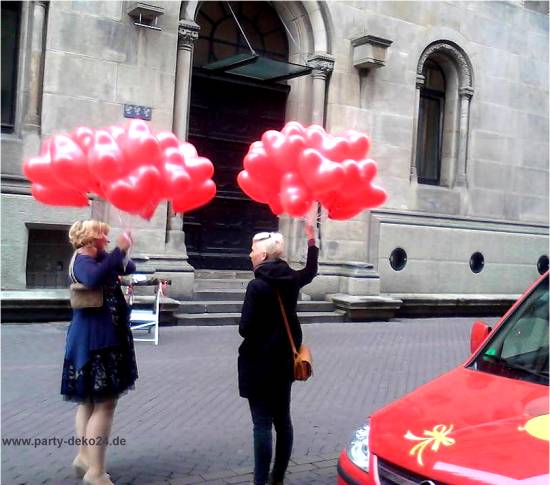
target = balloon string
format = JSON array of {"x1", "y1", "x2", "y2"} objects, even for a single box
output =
[{"x1": 114, "y1": 207, "x2": 133, "y2": 238}]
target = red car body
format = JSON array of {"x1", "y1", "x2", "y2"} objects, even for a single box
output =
[{"x1": 338, "y1": 272, "x2": 549, "y2": 485}]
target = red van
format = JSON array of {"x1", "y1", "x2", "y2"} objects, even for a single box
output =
[{"x1": 337, "y1": 272, "x2": 549, "y2": 484}]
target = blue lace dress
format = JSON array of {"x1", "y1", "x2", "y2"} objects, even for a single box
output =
[{"x1": 61, "y1": 248, "x2": 138, "y2": 403}]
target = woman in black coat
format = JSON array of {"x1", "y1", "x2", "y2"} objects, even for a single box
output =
[{"x1": 239, "y1": 227, "x2": 318, "y2": 485}]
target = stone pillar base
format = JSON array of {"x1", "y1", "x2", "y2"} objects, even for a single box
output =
[{"x1": 301, "y1": 261, "x2": 381, "y2": 300}]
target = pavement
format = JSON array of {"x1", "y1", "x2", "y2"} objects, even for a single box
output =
[{"x1": 1, "y1": 316, "x2": 498, "y2": 484}]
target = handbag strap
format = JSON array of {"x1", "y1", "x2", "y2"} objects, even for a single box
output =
[
  {"x1": 276, "y1": 291, "x2": 298, "y2": 357},
  {"x1": 68, "y1": 251, "x2": 78, "y2": 284}
]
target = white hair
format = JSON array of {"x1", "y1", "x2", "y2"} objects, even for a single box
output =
[{"x1": 252, "y1": 232, "x2": 284, "y2": 259}]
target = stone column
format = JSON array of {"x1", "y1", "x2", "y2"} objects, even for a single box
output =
[
  {"x1": 166, "y1": 19, "x2": 200, "y2": 244},
  {"x1": 410, "y1": 73, "x2": 425, "y2": 182},
  {"x1": 173, "y1": 19, "x2": 200, "y2": 141},
  {"x1": 307, "y1": 54, "x2": 335, "y2": 125},
  {"x1": 150, "y1": 19, "x2": 200, "y2": 300},
  {"x1": 455, "y1": 86, "x2": 474, "y2": 187},
  {"x1": 283, "y1": 54, "x2": 335, "y2": 264},
  {"x1": 23, "y1": 1, "x2": 47, "y2": 135}
]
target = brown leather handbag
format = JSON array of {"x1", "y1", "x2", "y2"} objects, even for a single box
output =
[
  {"x1": 69, "y1": 252, "x2": 103, "y2": 309},
  {"x1": 276, "y1": 291, "x2": 313, "y2": 381}
]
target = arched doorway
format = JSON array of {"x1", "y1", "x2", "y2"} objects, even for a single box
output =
[{"x1": 184, "y1": 1, "x2": 291, "y2": 270}]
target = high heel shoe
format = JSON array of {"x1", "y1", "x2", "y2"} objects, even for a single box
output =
[
  {"x1": 72, "y1": 455, "x2": 89, "y2": 478},
  {"x1": 82, "y1": 471, "x2": 113, "y2": 485}
]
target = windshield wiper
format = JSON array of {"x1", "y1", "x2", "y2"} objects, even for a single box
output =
[
  {"x1": 501, "y1": 360, "x2": 545, "y2": 378},
  {"x1": 480, "y1": 354, "x2": 548, "y2": 379}
]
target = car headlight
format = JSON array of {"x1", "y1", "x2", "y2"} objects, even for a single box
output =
[{"x1": 347, "y1": 420, "x2": 371, "y2": 472}]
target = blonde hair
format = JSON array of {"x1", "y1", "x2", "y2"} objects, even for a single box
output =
[
  {"x1": 253, "y1": 232, "x2": 284, "y2": 259},
  {"x1": 69, "y1": 220, "x2": 110, "y2": 249}
]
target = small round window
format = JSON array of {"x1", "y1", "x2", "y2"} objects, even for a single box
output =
[
  {"x1": 537, "y1": 255, "x2": 549, "y2": 275},
  {"x1": 470, "y1": 252, "x2": 484, "y2": 274},
  {"x1": 389, "y1": 248, "x2": 407, "y2": 271}
]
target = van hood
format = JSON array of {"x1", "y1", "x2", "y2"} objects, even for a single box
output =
[{"x1": 371, "y1": 367, "x2": 549, "y2": 484}]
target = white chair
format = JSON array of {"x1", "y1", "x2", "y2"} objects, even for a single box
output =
[{"x1": 125, "y1": 276, "x2": 164, "y2": 345}]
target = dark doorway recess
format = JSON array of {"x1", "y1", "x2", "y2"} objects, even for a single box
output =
[
  {"x1": 183, "y1": 74, "x2": 287, "y2": 270},
  {"x1": 26, "y1": 226, "x2": 73, "y2": 288}
]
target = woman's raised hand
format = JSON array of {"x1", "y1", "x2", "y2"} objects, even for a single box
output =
[
  {"x1": 116, "y1": 231, "x2": 133, "y2": 252},
  {"x1": 305, "y1": 222, "x2": 316, "y2": 248}
]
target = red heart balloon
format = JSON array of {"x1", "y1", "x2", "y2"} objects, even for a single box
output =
[
  {"x1": 23, "y1": 154, "x2": 57, "y2": 186},
  {"x1": 122, "y1": 119, "x2": 162, "y2": 171},
  {"x1": 237, "y1": 170, "x2": 272, "y2": 204},
  {"x1": 243, "y1": 150, "x2": 281, "y2": 193},
  {"x1": 345, "y1": 130, "x2": 370, "y2": 160},
  {"x1": 172, "y1": 179, "x2": 216, "y2": 213},
  {"x1": 340, "y1": 160, "x2": 364, "y2": 195},
  {"x1": 328, "y1": 200, "x2": 366, "y2": 220},
  {"x1": 305, "y1": 125, "x2": 326, "y2": 150},
  {"x1": 105, "y1": 166, "x2": 162, "y2": 214},
  {"x1": 163, "y1": 148, "x2": 191, "y2": 198},
  {"x1": 50, "y1": 135, "x2": 96, "y2": 193},
  {"x1": 298, "y1": 149, "x2": 345, "y2": 196},
  {"x1": 279, "y1": 173, "x2": 313, "y2": 217},
  {"x1": 71, "y1": 126, "x2": 95, "y2": 155},
  {"x1": 247, "y1": 141, "x2": 265, "y2": 155},
  {"x1": 262, "y1": 131, "x2": 305, "y2": 173},
  {"x1": 88, "y1": 130, "x2": 127, "y2": 183},
  {"x1": 157, "y1": 131, "x2": 180, "y2": 151},
  {"x1": 179, "y1": 142, "x2": 198, "y2": 160},
  {"x1": 268, "y1": 196, "x2": 284, "y2": 216},
  {"x1": 32, "y1": 184, "x2": 89, "y2": 207},
  {"x1": 321, "y1": 136, "x2": 351, "y2": 162},
  {"x1": 362, "y1": 183, "x2": 388, "y2": 209},
  {"x1": 281, "y1": 121, "x2": 306, "y2": 138},
  {"x1": 184, "y1": 156, "x2": 214, "y2": 182},
  {"x1": 108, "y1": 125, "x2": 126, "y2": 143}
]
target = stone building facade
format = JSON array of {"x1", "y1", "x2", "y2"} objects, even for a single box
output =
[{"x1": 2, "y1": 1, "x2": 549, "y2": 300}]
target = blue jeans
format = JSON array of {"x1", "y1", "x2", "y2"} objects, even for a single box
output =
[{"x1": 248, "y1": 382, "x2": 293, "y2": 485}]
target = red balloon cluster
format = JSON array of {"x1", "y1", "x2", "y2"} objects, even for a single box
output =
[
  {"x1": 22, "y1": 120, "x2": 216, "y2": 219},
  {"x1": 238, "y1": 122, "x2": 387, "y2": 220}
]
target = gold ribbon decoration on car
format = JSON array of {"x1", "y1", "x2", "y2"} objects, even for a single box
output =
[{"x1": 404, "y1": 424, "x2": 456, "y2": 466}]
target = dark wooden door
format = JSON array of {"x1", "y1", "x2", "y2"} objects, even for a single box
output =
[{"x1": 184, "y1": 74, "x2": 288, "y2": 269}]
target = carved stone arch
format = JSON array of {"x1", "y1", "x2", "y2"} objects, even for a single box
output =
[
  {"x1": 417, "y1": 40, "x2": 473, "y2": 90},
  {"x1": 180, "y1": 1, "x2": 331, "y2": 55},
  {"x1": 172, "y1": 1, "x2": 334, "y2": 266}
]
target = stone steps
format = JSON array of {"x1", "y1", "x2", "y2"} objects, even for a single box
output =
[
  {"x1": 178, "y1": 300, "x2": 335, "y2": 314},
  {"x1": 192, "y1": 288, "x2": 247, "y2": 301},
  {"x1": 194, "y1": 278, "x2": 251, "y2": 290},
  {"x1": 195, "y1": 270, "x2": 253, "y2": 280},
  {"x1": 173, "y1": 310, "x2": 346, "y2": 326}
]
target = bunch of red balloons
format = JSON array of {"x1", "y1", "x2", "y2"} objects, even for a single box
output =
[
  {"x1": 238, "y1": 122, "x2": 387, "y2": 220},
  {"x1": 23, "y1": 120, "x2": 216, "y2": 219}
]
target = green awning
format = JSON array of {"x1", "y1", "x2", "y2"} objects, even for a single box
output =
[{"x1": 203, "y1": 54, "x2": 312, "y2": 83}]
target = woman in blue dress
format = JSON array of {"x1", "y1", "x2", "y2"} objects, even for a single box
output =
[{"x1": 61, "y1": 220, "x2": 138, "y2": 485}]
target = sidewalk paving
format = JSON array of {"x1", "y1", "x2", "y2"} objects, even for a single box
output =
[{"x1": 1, "y1": 316, "x2": 497, "y2": 484}]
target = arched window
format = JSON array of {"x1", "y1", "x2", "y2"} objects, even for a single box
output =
[
  {"x1": 193, "y1": 1, "x2": 289, "y2": 67},
  {"x1": 416, "y1": 60, "x2": 446, "y2": 185},
  {"x1": 413, "y1": 41, "x2": 473, "y2": 189}
]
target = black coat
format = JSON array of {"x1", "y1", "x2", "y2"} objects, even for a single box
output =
[{"x1": 238, "y1": 245, "x2": 319, "y2": 398}]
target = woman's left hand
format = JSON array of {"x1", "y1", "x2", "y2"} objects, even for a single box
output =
[
  {"x1": 305, "y1": 222, "x2": 314, "y2": 241},
  {"x1": 117, "y1": 231, "x2": 133, "y2": 252}
]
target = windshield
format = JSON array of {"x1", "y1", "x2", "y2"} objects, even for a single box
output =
[{"x1": 468, "y1": 274, "x2": 549, "y2": 385}]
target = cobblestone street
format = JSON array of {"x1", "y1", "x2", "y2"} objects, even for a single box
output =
[{"x1": 2, "y1": 316, "x2": 497, "y2": 484}]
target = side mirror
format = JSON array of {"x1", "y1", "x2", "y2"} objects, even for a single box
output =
[{"x1": 470, "y1": 320, "x2": 491, "y2": 354}]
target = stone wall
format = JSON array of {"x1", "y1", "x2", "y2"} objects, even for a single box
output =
[
  {"x1": 1, "y1": 0, "x2": 548, "y2": 296},
  {"x1": 317, "y1": 0, "x2": 549, "y2": 293}
]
